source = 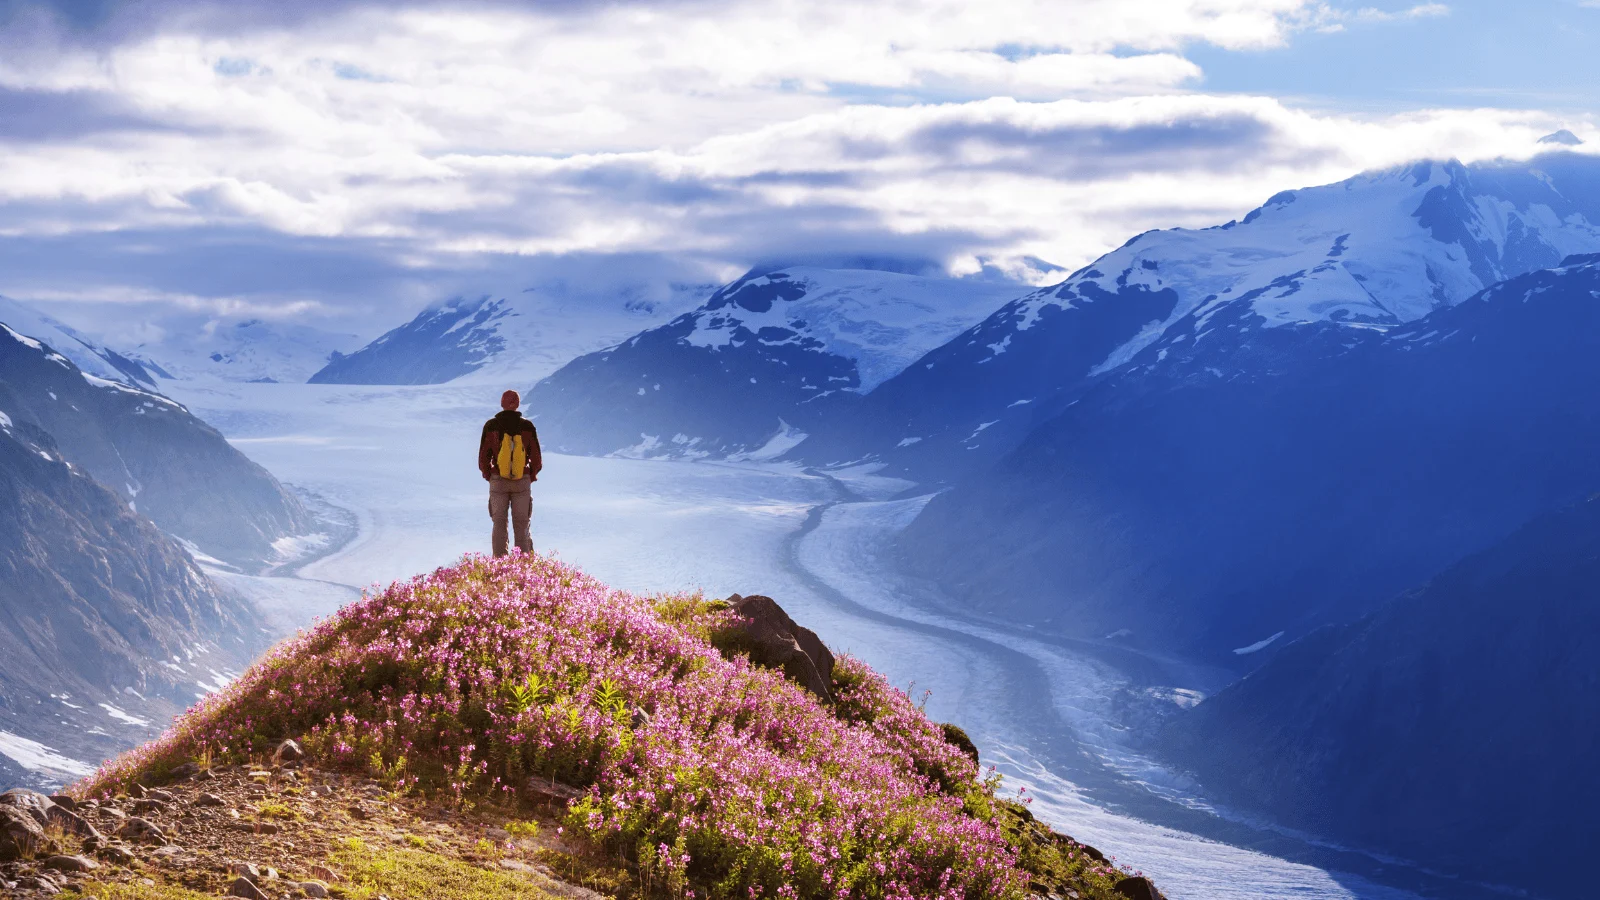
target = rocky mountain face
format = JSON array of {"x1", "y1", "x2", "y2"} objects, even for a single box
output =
[
  {"x1": 524, "y1": 267, "x2": 1022, "y2": 457},
  {"x1": 900, "y1": 254, "x2": 1600, "y2": 661},
  {"x1": 1159, "y1": 493, "x2": 1600, "y2": 898},
  {"x1": 0, "y1": 414, "x2": 264, "y2": 791},
  {"x1": 0, "y1": 322, "x2": 310, "y2": 569},
  {"x1": 800, "y1": 153, "x2": 1600, "y2": 474},
  {"x1": 0, "y1": 297, "x2": 160, "y2": 389},
  {"x1": 308, "y1": 279, "x2": 715, "y2": 387}
]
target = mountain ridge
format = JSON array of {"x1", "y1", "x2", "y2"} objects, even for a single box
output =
[{"x1": 798, "y1": 152, "x2": 1600, "y2": 474}]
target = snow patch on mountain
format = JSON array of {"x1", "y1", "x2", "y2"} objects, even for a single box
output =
[
  {"x1": 312, "y1": 280, "x2": 718, "y2": 386},
  {"x1": 128, "y1": 318, "x2": 363, "y2": 384},
  {"x1": 678, "y1": 268, "x2": 1024, "y2": 393},
  {"x1": 998, "y1": 157, "x2": 1600, "y2": 374},
  {"x1": 0, "y1": 297, "x2": 157, "y2": 386}
]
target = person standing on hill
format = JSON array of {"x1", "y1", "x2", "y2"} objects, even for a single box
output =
[{"x1": 478, "y1": 390, "x2": 542, "y2": 557}]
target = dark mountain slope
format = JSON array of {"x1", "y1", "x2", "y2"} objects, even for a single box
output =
[
  {"x1": 901, "y1": 255, "x2": 1600, "y2": 661},
  {"x1": 0, "y1": 417, "x2": 264, "y2": 789},
  {"x1": 0, "y1": 322, "x2": 309, "y2": 569},
  {"x1": 1159, "y1": 493, "x2": 1600, "y2": 898}
]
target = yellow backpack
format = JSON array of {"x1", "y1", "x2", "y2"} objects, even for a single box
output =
[{"x1": 496, "y1": 432, "x2": 527, "y2": 479}]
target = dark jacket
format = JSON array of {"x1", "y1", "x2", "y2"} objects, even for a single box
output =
[{"x1": 478, "y1": 410, "x2": 542, "y2": 481}]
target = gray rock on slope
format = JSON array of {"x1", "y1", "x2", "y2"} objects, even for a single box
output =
[
  {"x1": 723, "y1": 594, "x2": 835, "y2": 703},
  {"x1": 0, "y1": 805, "x2": 48, "y2": 860}
]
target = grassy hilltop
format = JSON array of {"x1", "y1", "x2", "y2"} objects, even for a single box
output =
[{"x1": 43, "y1": 554, "x2": 1153, "y2": 900}]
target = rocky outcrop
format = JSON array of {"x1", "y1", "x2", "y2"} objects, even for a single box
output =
[
  {"x1": 0, "y1": 322, "x2": 309, "y2": 569},
  {"x1": 722, "y1": 594, "x2": 835, "y2": 703}
]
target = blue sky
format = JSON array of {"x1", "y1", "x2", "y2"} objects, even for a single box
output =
[
  {"x1": 0, "y1": 0, "x2": 1592, "y2": 343},
  {"x1": 1191, "y1": 0, "x2": 1600, "y2": 110}
]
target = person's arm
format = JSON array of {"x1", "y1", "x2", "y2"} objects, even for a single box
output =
[
  {"x1": 477, "y1": 423, "x2": 495, "y2": 481},
  {"x1": 527, "y1": 424, "x2": 543, "y2": 481}
]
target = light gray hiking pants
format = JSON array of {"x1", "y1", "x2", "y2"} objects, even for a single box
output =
[{"x1": 488, "y1": 475, "x2": 533, "y2": 557}]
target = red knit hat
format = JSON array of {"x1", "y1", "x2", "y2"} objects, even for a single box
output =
[{"x1": 500, "y1": 390, "x2": 520, "y2": 410}]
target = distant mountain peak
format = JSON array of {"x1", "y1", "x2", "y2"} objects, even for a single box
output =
[{"x1": 1539, "y1": 129, "x2": 1584, "y2": 146}]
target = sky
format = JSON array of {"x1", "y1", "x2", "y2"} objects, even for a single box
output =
[{"x1": 0, "y1": 0, "x2": 1596, "y2": 344}]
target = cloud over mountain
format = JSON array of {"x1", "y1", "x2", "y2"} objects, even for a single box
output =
[{"x1": 0, "y1": 0, "x2": 1591, "y2": 338}]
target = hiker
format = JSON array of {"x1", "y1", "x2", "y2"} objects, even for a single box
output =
[{"x1": 478, "y1": 389, "x2": 542, "y2": 557}]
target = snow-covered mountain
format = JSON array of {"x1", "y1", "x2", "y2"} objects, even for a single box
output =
[
  {"x1": 802, "y1": 153, "x2": 1600, "y2": 472},
  {"x1": 0, "y1": 322, "x2": 311, "y2": 568},
  {"x1": 309, "y1": 281, "x2": 717, "y2": 386},
  {"x1": 0, "y1": 295, "x2": 160, "y2": 388},
  {"x1": 128, "y1": 318, "x2": 362, "y2": 384},
  {"x1": 523, "y1": 267, "x2": 1025, "y2": 457},
  {"x1": 903, "y1": 252, "x2": 1600, "y2": 662}
]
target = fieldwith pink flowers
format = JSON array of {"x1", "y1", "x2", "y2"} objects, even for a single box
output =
[{"x1": 79, "y1": 553, "x2": 1137, "y2": 900}]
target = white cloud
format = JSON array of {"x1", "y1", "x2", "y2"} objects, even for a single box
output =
[{"x1": 0, "y1": 0, "x2": 1589, "y2": 337}]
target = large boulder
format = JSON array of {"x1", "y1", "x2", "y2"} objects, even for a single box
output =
[
  {"x1": 723, "y1": 594, "x2": 835, "y2": 703},
  {"x1": 0, "y1": 789, "x2": 55, "y2": 827},
  {"x1": 0, "y1": 805, "x2": 48, "y2": 861},
  {"x1": 1114, "y1": 875, "x2": 1168, "y2": 900}
]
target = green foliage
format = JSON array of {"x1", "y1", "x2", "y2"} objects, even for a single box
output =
[
  {"x1": 991, "y1": 799, "x2": 1128, "y2": 900},
  {"x1": 254, "y1": 800, "x2": 299, "y2": 821},
  {"x1": 505, "y1": 819, "x2": 541, "y2": 839},
  {"x1": 330, "y1": 845, "x2": 561, "y2": 899},
  {"x1": 504, "y1": 672, "x2": 552, "y2": 716}
]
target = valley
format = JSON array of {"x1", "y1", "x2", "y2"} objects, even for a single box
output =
[{"x1": 149, "y1": 379, "x2": 1497, "y2": 900}]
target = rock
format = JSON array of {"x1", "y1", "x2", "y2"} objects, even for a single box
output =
[
  {"x1": 723, "y1": 594, "x2": 836, "y2": 703},
  {"x1": 166, "y1": 762, "x2": 200, "y2": 781},
  {"x1": 45, "y1": 804, "x2": 102, "y2": 840},
  {"x1": 43, "y1": 854, "x2": 99, "y2": 873},
  {"x1": 1113, "y1": 875, "x2": 1167, "y2": 900},
  {"x1": 97, "y1": 845, "x2": 136, "y2": 865},
  {"x1": 131, "y1": 784, "x2": 147, "y2": 798},
  {"x1": 0, "y1": 789, "x2": 56, "y2": 826},
  {"x1": 274, "y1": 739, "x2": 305, "y2": 763},
  {"x1": 524, "y1": 778, "x2": 584, "y2": 803},
  {"x1": 298, "y1": 878, "x2": 330, "y2": 897},
  {"x1": 227, "y1": 875, "x2": 269, "y2": 899},
  {"x1": 500, "y1": 858, "x2": 535, "y2": 873},
  {"x1": 227, "y1": 861, "x2": 263, "y2": 878},
  {"x1": 486, "y1": 827, "x2": 511, "y2": 841},
  {"x1": 144, "y1": 789, "x2": 175, "y2": 803},
  {"x1": 116, "y1": 817, "x2": 167, "y2": 844},
  {"x1": 45, "y1": 795, "x2": 75, "y2": 811},
  {"x1": 130, "y1": 798, "x2": 167, "y2": 815},
  {"x1": 939, "y1": 722, "x2": 980, "y2": 765},
  {"x1": 0, "y1": 806, "x2": 49, "y2": 861},
  {"x1": 17, "y1": 874, "x2": 60, "y2": 894},
  {"x1": 193, "y1": 793, "x2": 228, "y2": 808}
]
